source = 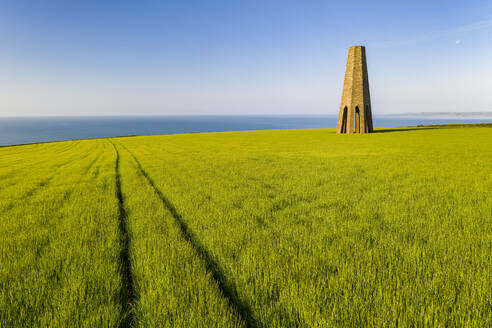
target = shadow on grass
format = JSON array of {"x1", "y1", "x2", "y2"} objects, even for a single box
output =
[
  {"x1": 373, "y1": 123, "x2": 492, "y2": 133},
  {"x1": 121, "y1": 143, "x2": 259, "y2": 328},
  {"x1": 110, "y1": 142, "x2": 136, "y2": 328},
  {"x1": 372, "y1": 127, "x2": 438, "y2": 133}
]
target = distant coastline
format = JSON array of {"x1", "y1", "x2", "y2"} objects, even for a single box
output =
[
  {"x1": 1, "y1": 115, "x2": 491, "y2": 147},
  {"x1": 387, "y1": 112, "x2": 492, "y2": 118}
]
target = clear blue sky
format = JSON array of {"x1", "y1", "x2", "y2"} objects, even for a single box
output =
[{"x1": 1, "y1": 0, "x2": 491, "y2": 116}]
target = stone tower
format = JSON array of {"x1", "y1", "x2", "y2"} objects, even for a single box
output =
[{"x1": 336, "y1": 46, "x2": 373, "y2": 133}]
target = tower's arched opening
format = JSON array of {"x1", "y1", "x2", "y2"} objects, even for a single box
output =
[
  {"x1": 341, "y1": 107, "x2": 348, "y2": 133},
  {"x1": 354, "y1": 106, "x2": 360, "y2": 133}
]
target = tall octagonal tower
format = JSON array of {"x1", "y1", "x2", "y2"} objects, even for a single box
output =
[{"x1": 336, "y1": 46, "x2": 373, "y2": 133}]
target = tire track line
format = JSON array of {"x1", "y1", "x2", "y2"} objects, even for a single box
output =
[
  {"x1": 2, "y1": 146, "x2": 107, "y2": 251},
  {"x1": 118, "y1": 142, "x2": 258, "y2": 328},
  {"x1": 0, "y1": 151, "x2": 94, "y2": 216},
  {"x1": 110, "y1": 142, "x2": 136, "y2": 328},
  {"x1": 0, "y1": 142, "x2": 117, "y2": 326},
  {"x1": 0, "y1": 141, "x2": 84, "y2": 188},
  {"x1": 0, "y1": 141, "x2": 81, "y2": 182}
]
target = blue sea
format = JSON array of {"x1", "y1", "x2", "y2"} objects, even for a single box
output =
[{"x1": 0, "y1": 115, "x2": 491, "y2": 147}]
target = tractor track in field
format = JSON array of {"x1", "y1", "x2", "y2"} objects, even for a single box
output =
[
  {"x1": 0, "y1": 141, "x2": 87, "y2": 192},
  {"x1": 0, "y1": 145, "x2": 109, "y2": 304},
  {"x1": 118, "y1": 142, "x2": 258, "y2": 328},
  {"x1": 0, "y1": 139, "x2": 78, "y2": 161},
  {"x1": 0, "y1": 150, "x2": 94, "y2": 216},
  {"x1": 0, "y1": 141, "x2": 81, "y2": 183},
  {"x1": 4, "y1": 148, "x2": 107, "y2": 261},
  {"x1": 110, "y1": 142, "x2": 136, "y2": 328}
]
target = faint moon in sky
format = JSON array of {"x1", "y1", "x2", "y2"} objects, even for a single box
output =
[{"x1": 455, "y1": 39, "x2": 461, "y2": 44}]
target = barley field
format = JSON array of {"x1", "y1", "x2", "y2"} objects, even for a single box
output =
[{"x1": 1, "y1": 126, "x2": 490, "y2": 327}]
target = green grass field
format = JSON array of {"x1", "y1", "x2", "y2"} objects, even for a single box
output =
[{"x1": 1, "y1": 126, "x2": 490, "y2": 327}]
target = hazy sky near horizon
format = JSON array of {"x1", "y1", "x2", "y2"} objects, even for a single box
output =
[{"x1": 1, "y1": 0, "x2": 491, "y2": 116}]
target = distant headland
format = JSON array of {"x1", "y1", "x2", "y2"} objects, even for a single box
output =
[{"x1": 388, "y1": 112, "x2": 492, "y2": 118}]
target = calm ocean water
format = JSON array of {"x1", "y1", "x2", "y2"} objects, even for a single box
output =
[{"x1": 0, "y1": 115, "x2": 491, "y2": 147}]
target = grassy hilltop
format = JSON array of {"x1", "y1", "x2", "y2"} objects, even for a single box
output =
[{"x1": 0, "y1": 126, "x2": 490, "y2": 327}]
